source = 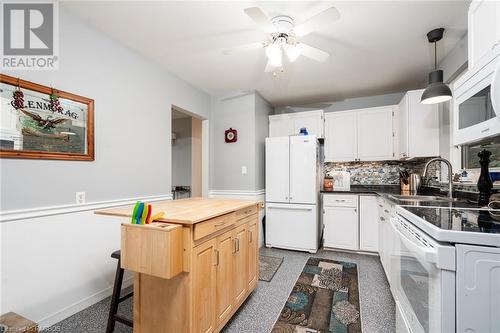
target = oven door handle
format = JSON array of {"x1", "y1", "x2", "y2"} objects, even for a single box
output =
[{"x1": 390, "y1": 218, "x2": 438, "y2": 265}]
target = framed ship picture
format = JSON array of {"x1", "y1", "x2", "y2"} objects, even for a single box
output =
[{"x1": 0, "y1": 74, "x2": 94, "y2": 161}]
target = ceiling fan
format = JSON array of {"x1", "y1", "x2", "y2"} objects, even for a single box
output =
[{"x1": 223, "y1": 6, "x2": 341, "y2": 72}]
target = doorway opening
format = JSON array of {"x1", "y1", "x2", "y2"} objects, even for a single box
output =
[{"x1": 171, "y1": 106, "x2": 203, "y2": 199}]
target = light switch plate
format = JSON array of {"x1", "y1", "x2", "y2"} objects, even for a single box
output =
[
  {"x1": 241, "y1": 166, "x2": 247, "y2": 175},
  {"x1": 76, "y1": 192, "x2": 86, "y2": 204}
]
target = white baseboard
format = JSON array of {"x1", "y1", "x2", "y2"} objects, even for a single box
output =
[
  {"x1": 38, "y1": 276, "x2": 134, "y2": 329},
  {"x1": 1, "y1": 194, "x2": 173, "y2": 223}
]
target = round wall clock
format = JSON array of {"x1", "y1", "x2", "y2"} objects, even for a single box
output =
[{"x1": 225, "y1": 128, "x2": 237, "y2": 143}]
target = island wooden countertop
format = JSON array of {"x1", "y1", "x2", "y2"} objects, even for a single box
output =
[{"x1": 95, "y1": 197, "x2": 262, "y2": 225}]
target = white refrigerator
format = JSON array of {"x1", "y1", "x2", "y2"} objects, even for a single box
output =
[{"x1": 265, "y1": 135, "x2": 320, "y2": 253}]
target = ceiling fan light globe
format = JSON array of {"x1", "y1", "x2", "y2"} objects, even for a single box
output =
[
  {"x1": 268, "y1": 53, "x2": 282, "y2": 67},
  {"x1": 286, "y1": 44, "x2": 301, "y2": 62},
  {"x1": 266, "y1": 43, "x2": 281, "y2": 60}
]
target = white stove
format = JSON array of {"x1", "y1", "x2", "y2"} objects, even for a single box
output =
[{"x1": 390, "y1": 206, "x2": 500, "y2": 333}]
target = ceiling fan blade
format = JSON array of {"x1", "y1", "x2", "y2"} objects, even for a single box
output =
[
  {"x1": 244, "y1": 7, "x2": 277, "y2": 34},
  {"x1": 294, "y1": 7, "x2": 341, "y2": 37},
  {"x1": 223, "y1": 42, "x2": 265, "y2": 55},
  {"x1": 298, "y1": 43, "x2": 330, "y2": 62}
]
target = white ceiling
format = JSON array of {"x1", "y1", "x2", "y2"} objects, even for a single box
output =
[{"x1": 64, "y1": 1, "x2": 469, "y2": 106}]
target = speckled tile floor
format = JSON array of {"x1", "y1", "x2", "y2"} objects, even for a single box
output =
[{"x1": 47, "y1": 248, "x2": 395, "y2": 333}]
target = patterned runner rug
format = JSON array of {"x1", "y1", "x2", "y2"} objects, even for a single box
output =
[
  {"x1": 272, "y1": 257, "x2": 362, "y2": 333},
  {"x1": 259, "y1": 255, "x2": 284, "y2": 282}
]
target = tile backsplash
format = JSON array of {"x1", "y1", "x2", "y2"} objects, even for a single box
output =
[{"x1": 324, "y1": 158, "x2": 439, "y2": 185}]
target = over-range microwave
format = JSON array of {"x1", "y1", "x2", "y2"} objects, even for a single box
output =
[{"x1": 454, "y1": 47, "x2": 500, "y2": 145}]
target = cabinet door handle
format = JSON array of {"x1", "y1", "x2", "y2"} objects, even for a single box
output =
[
  {"x1": 380, "y1": 216, "x2": 385, "y2": 221},
  {"x1": 214, "y1": 249, "x2": 219, "y2": 266},
  {"x1": 233, "y1": 239, "x2": 237, "y2": 253},
  {"x1": 378, "y1": 204, "x2": 383, "y2": 207},
  {"x1": 354, "y1": 208, "x2": 357, "y2": 213},
  {"x1": 384, "y1": 209, "x2": 389, "y2": 213},
  {"x1": 248, "y1": 230, "x2": 252, "y2": 243}
]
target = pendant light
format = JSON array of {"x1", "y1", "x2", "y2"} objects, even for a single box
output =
[{"x1": 421, "y1": 28, "x2": 452, "y2": 104}]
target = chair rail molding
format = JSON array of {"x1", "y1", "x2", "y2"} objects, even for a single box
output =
[
  {"x1": 208, "y1": 189, "x2": 265, "y2": 199},
  {"x1": 0, "y1": 194, "x2": 173, "y2": 223}
]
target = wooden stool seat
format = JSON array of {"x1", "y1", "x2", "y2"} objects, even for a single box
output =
[{"x1": 106, "y1": 250, "x2": 133, "y2": 333}]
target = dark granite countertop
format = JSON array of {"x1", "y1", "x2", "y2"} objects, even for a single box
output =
[
  {"x1": 321, "y1": 185, "x2": 485, "y2": 209},
  {"x1": 320, "y1": 185, "x2": 401, "y2": 195}
]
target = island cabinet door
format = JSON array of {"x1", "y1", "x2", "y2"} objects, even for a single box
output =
[
  {"x1": 232, "y1": 223, "x2": 248, "y2": 306},
  {"x1": 247, "y1": 218, "x2": 258, "y2": 290},
  {"x1": 215, "y1": 230, "x2": 234, "y2": 326},
  {"x1": 192, "y1": 239, "x2": 217, "y2": 333}
]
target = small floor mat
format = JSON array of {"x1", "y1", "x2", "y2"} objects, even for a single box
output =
[
  {"x1": 272, "y1": 257, "x2": 362, "y2": 333},
  {"x1": 259, "y1": 255, "x2": 284, "y2": 282}
]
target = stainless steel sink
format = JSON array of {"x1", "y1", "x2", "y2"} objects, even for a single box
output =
[{"x1": 388, "y1": 194, "x2": 458, "y2": 202}]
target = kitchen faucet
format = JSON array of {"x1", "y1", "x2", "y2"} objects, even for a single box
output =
[{"x1": 422, "y1": 157, "x2": 454, "y2": 199}]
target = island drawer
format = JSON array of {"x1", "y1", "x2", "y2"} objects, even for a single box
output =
[
  {"x1": 194, "y1": 212, "x2": 236, "y2": 240},
  {"x1": 235, "y1": 204, "x2": 258, "y2": 220},
  {"x1": 121, "y1": 222, "x2": 183, "y2": 279}
]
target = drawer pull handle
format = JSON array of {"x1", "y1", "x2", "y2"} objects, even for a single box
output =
[
  {"x1": 384, "y1": 209, "x2": 389, "y2": 213},
  {"x1": 378, "y1": 204, "x2": 383, "y2": 207},
  {"x1": 481, "y1": 128, "x2": 490, "y2": 133},
  {"x1": 335, "y1": 199, "x2": 346, "y2": 202},
  {"x1": 214, "y1": 222, "x2": 225, "y2": 227}
]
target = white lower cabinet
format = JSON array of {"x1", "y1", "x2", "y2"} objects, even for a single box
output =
[
  {"x1": 323, "y1": 194, "x2": 359, "y2": 251},
  {"x1": 456, "y1": 244, "x2": 500, "y2": 332},
  {"x1": 359, "y1": 196, "x2": 379, "y2": 252},
  {"x1": 322, "y1": 194, "x2": 381, "y2": 253}
]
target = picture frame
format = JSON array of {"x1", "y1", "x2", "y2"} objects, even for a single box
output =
[{"x1": 0, "y1": 74, "x2": 94, "y2": 161}]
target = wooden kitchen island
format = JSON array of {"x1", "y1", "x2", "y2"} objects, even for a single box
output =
[{"x1": 95, "y1": 198, "x2": 261, "y2": 333}]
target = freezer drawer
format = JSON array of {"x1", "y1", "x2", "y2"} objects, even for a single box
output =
[{"x1": 265, "y1": 203, "x2": 318, "y2": 253}]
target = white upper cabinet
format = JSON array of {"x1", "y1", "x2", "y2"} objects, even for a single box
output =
[
  {"x1": 468, "y1": 0, "x2": 500, "y2": 69},
  {"x1": 324, "y1": 106, "x2": 395, "y2": 162},
  {"x1": 357, "y1": 107, "x2": 395, "y2": 161},
  {"x1": 324, "y1": 111, "x2": 358, "y2": 162},
  {"x1": 269, "y1": 116, "x2": 293, "y2": 137},
  {"x1": 398, "y1": 89, "x2": 439, "y2": 159},
  {"x1": 269, "y1": 110, "x2": 324, "y2": 138}
]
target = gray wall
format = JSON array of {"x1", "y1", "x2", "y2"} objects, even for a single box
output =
[
  {"x1": 210, "y1": 91, "x2": 272, "y2": 192},
  {"x1": 0, "y1": 8, "x2": 210, "y2": 211},
  {"x1": 254, "y1": 93, "x2": 273, "y2": 190},
  {"x1": 211, "y1": 93, "x2": 255, "y2": 191},
  {"x1": 172, "y1": 118, "x2": 192, "y2": 187}
]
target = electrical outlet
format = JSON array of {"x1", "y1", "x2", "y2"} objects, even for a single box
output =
[
  {"x1": 76, "y1": 192, "x2": 86, "y2": 204},
  {"x1": 241, "y1": 166, "x2": 247, "y2": 175}
]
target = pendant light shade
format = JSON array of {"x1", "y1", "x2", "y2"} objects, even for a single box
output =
[
  {"x1": 421, "y1": 28, "x2": 452, "y2": 104},
  {"x1": 421, "y1": 70, "x2": 452, "y2": 104}
]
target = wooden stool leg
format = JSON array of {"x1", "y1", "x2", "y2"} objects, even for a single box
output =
[{"x1": 106, "y1": 258, "x2": 125, "y2": 333}]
